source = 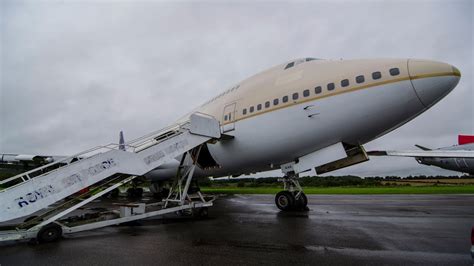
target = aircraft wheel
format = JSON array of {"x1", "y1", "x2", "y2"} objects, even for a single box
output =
[
  {"x1": 275, "y1": 191, "x2": 295, "y2": 211},
  {"x1": 294, "y1": 192, "x2": 308, "y2": 211},
  {"x1": 37, "y1": 223, "x2": 62, "y2": 243}
]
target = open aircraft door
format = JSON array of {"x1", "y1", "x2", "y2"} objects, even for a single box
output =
[{"x1": 222, "y1": 102, "x2": 236, "y2": 133}]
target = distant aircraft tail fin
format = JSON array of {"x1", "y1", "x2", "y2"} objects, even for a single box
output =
[
  {"x1": 119, "y1": 131, "x2": 126, "y2": 151},
  {"x1": 415, "y1": 144, "x2": 431, "y2": 151},
  {"x1": 458, "y1": 135, "x2": 474, "y2": 145}
]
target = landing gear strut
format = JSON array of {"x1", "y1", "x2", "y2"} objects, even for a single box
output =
[{"x1": 275, "y1": 174, "x2": 308, "y2": 211}]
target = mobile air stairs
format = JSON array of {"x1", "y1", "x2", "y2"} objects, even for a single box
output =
[{"x1": 0, "y1": 113, "x2": 222, "y2": 243}]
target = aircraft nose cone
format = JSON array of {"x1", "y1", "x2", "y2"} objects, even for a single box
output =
[{"x1": 408, "y1": 59, "x2": 461, "y2": 108}]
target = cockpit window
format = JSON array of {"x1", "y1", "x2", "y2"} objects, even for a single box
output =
[
  {"x1": 284, "y1": 58, "x2": 321, "y2": 70},
  {"x1": 284, "y1": 62, "x2": 295, "y2": 70}
]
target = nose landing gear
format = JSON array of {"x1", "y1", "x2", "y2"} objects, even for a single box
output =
[{"x1": 275, "y1": 174, "x2": 308, "y2": 211}]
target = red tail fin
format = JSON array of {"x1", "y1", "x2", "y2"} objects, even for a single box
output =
[{"x1": 458, "y1": 135, "x2": 474, "y2": 145}]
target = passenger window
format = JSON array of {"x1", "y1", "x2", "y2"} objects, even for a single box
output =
[
  {"x1": 327, "y1": 83, "x2": 335, "y2": 91},
  {"x1": 303, "y1": 89, "x2": 310, "y2": 97},
  {"x1": 224, "y1": 115, "x2": 228, "y2": 121},
  {"x1": 282, "y1": 96, "x2": 289, "y2": 103},
  {"x1": 341, "y1": 79, "x2": 349, "y2": 87},
  {"x1": 293, "y1": 93, "x2": 299, "y2": 100},
  {"x1": 284, "y1": 62, "x2": 294, "y2": 70},
  {"x1": 372, "y1": 71, "x2": 382, "y2": 80},
  {"x1": 243, "y1": 109, "x2": 247, "y2": 115},
  {"x1": 315, "y1": 86, "x2": 322, "y2": 94},
  {"x1": 356, "y1": 75, "x2": 365, "y2": 83},
  {"x1": 390, "y1": 68, "x2": 400, "y2": 76},
  {"x1": 265, "y1": 101, "x2": 270, "y2": 108},
  {"x1": 273, "y1": 98, "x2": 279, "y2": 105},
  {"x1": 257, "y1": 104, "x2": 262, "y2": 111},
  {"x1": 250, "y1": 106, "x2": 254, "y2": 113}
]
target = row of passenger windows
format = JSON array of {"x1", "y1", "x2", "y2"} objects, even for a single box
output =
[{"x1": 223, "y1": 67, "x2": 401, "y2": 120}]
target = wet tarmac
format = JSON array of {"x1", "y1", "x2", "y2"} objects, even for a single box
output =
[{"x1": 0, "y1": 194, "x2": 473, "y2": 265}]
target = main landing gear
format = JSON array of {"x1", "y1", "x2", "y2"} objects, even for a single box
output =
[{"x1": 275, "y1": 174, "x2": 308, "y2": 211}]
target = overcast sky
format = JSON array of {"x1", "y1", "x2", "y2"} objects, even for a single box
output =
[{"x1": 0, "y1": 0, "x2": 472, "y2": 177}]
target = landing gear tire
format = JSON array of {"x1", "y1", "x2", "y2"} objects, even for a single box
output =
[
  {"x1": 37, "y1": 223, "x2": 62, "y2": 243},
  {"x1": 275, "y1": 191, "x2": 295, "y2": 211},
  {"x1": 294, "y1": 192, "x2": 308, "y2": 211}
]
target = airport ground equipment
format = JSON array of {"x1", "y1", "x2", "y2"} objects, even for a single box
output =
[{"x1": 0, "y1": 112, "x2": 221, "y2": 243}]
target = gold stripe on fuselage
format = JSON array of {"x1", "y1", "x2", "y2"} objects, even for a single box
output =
[{"x1": 221, "y1": 71, "x2": 458, "y2": 126}]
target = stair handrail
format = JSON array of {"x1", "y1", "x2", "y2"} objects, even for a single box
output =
[{"x1": 0, "y1": 120, "x2": 192, "y2": 191}]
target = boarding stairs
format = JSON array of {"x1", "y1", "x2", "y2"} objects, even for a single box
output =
[{"x1": 0, "y1": 113, "x2": 221, "y2": 225}]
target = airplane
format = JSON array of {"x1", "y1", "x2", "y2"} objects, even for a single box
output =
[
  {"x1": 0, "y1": 131, "x2": 128, "y2": 176},
  {"x1": 0, "y1": 58, "x2": 461, "y2": 212},
  {"x1": 0, "y1": 131, "x2": 136, "y2": 196},
  {"x1": 0, "y1": 154, "x2": 69, "y2": 178},
  {"x1": 368, "y1": 135, "x2": 474, "y2": 175}
]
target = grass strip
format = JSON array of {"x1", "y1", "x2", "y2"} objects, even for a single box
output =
[{"x1": 201, "y1": 185, "x2": 474, "y2": 195}]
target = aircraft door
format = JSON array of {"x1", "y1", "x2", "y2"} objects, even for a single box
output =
[{"x1": 222, "y1": 102, "x2": 237, "y2": 133}]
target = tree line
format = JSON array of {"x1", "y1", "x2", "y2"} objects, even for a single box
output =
[{"x1": 199, "y1": 175, "x2": 472, "y2": 187}]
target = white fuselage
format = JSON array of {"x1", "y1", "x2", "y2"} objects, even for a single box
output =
[{"x1": 146, "y1": 58, "x2": 460, "y2": 180}]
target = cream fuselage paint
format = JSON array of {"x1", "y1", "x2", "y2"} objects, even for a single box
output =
[{"x1": 146, "y1": 58, "x2": 460, "y2": 180}]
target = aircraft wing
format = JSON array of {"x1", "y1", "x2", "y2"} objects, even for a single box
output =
[{"x1": 368, "y1": 150, "x2": 474, "y2": 158}]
